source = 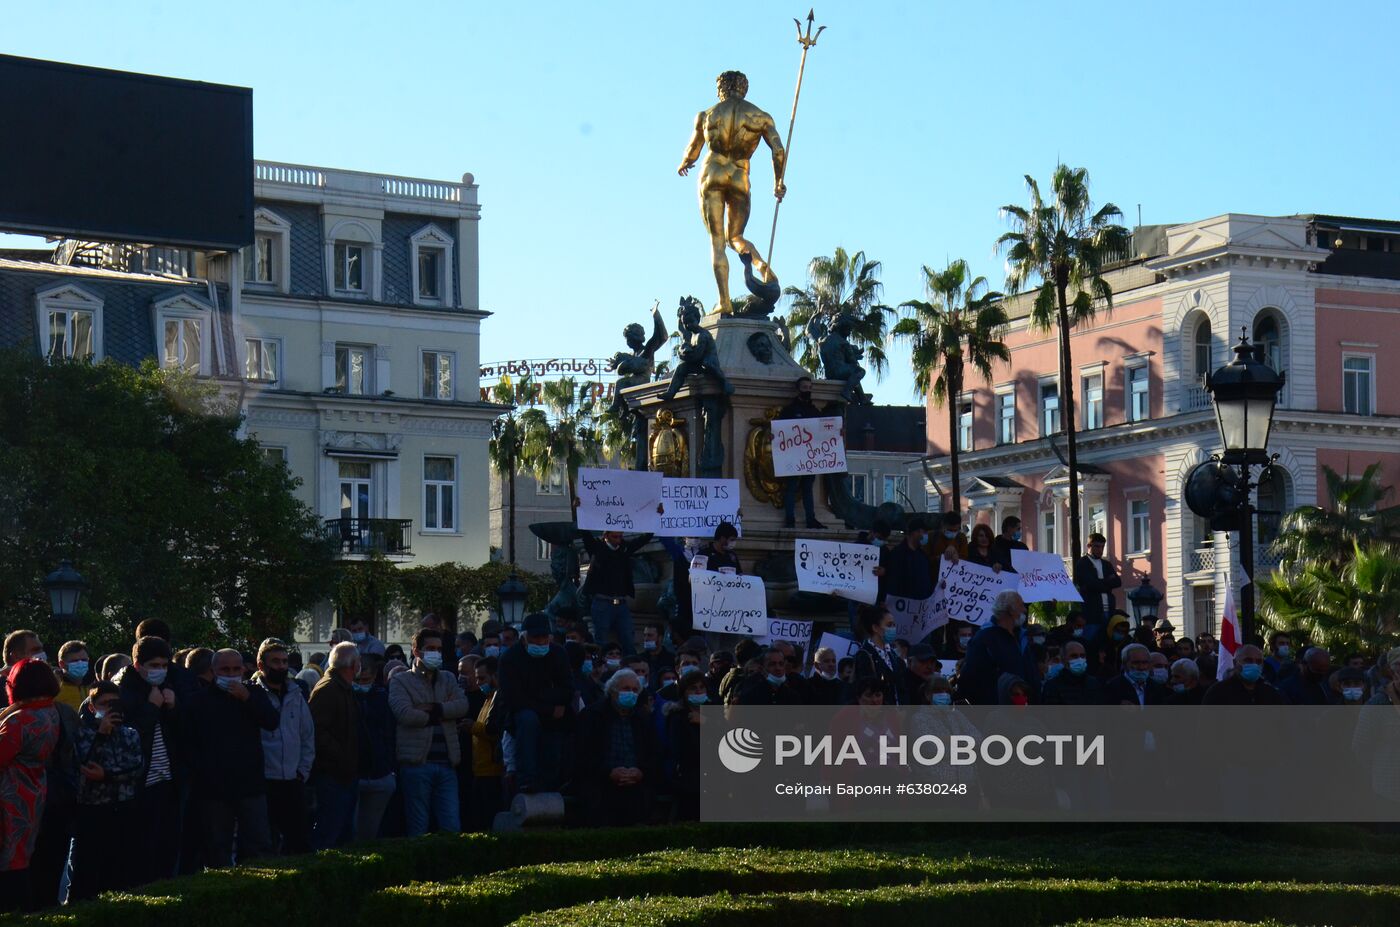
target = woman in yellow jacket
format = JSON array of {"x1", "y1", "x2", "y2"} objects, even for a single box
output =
[{"x1": 469, "y1": 656, "x2": 504, "y2": 831}]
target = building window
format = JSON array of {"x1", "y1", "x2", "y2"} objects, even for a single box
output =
[
  {"x1": 423, "y1": 456, "x2": 456, "y2": 531},
  {"x1": 1194, "y1": 318, "x2": 1213, "y2": 382},
  {"x1": 848, "y1": 472, "x2": 867, "y2": 504},
  {"x1": 882, "y1": 475, "x2": 907, "y2": 504},
  {"x1": 335, "y1": 344, "x2": 371, "y2": 395},
  {"x1": 339, "y1": 460, "x2": 374, "y2": 520},
  {"x1": 418, "y1": 249, "x2": 442, "y2": 299},
  {"x1": 421, "y1": 350, "x2": 455, "y2": 400},
  {"x1": 245, "y1": 338, "x2": 280, "y2": 382},
  {"x1": 1343, "y1": 355, "x2": 1374, "y2": 416},
  {"x1": 1082, "y1": 373, "x2": 1103, "y2": 430},
  {"x1": 1088, "y1": 502, "x2": 1107, "y2": 542},
  {"x1": 1129, "y1": 498, "x2": 1150, "y2": 553},
  {"x1": 1127, "y1": 363, "x2": 1149, "y2": 422},
  {"x1": 262, "y1": 446, "x2": 287, "y2": 466},
  {"x1": 957, "y1": 400, "x2": 973, "y2": 452},
  {"x1": 334, "y1": 243, "x2": 365, "y2": 292},
  {"x1": 1191, "y1": 585, "x2": 1216, "y2": 636},
  {"x1": 538, "y1": 466, "x2": 566, "y2": 496},
  {"x1": 244, "y1": 235, "x2": 274, "y2": 284},
  {"x1": 36, "y1": 284, "x2": 104, "y2": 362},
  {"x1": 1039, "y1": 381, "x2": 1060, "y2": 436},
  {"x1": 1041, "y1": 509, "x2": 1057, "y2": 554},
  {"x1": 536, "y1": 537, "x2": 553, "y2": 562},
  {"x1": 1254, "y1": 316, "x2": 1282, "y2": 373},
  {"x1": 241, "y1": 209, "x2": 291, "y2": 292},
  {"x1": 410, "y1": 224, "x2": 455, "y2": 307},
  {"x1": 45, "y1": 308, "x2": 95, "y2": 361},
  {"x1": 162, "y1": 317, "x2": 203, "y2": 373},
  {"x1": 996, "y1": 390, "x2": 1015, "y2": 444}
]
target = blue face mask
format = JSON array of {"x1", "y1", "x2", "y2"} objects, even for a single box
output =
[
  {"x1": 943, "y1": 530, "x2": 958, "y2": 539},
  {"x1": 1012, "y1": 530, "x2": 1023, "y2": 542},
  {"x1": 1239, "y1": 663, "x2": 1263, "y2": 683},
  {"x1": 918, "y1": 534, "x2": 929, "y2": 545},
  {"x1": 687, "y1": 693, "x2": 708, "y2": 707},
  {"x1": 65, "y1": 661, "x2": 89, "y2": 681},
  {"x1": 215, "y1": 675, "x2": 238, "y2": 691},
  {"x1": 478, "y1": 683, "x2": 493, "y2": 695},
  {"x1": 352, "y1": 682, "x2": 371, "y2": 694},
  {"x1": 580, "y1": 659, "x2": 594, "y2": 675},
  {"x1": 527, "y1": 643, "x2": 550, "y2": 658},
  {"x1": 931, "y1": 692, "x2": 953, "y2": 706},
  {"x1": 766, "y1": 673, "x2": 786, "y2": 687},
  {"x1": 1172, "y1": 682, "x2": 1187, "y2": 693},
  {"x1": 1068, "y1": 657, "x2": 1088, "y2": 675},
  {"x1": 1127, "y1": 669, "x2": 1149, "y2": 685},
  {"x1": 144, "y1": 668, "x2": 167, "y2": 687},
  {"x1": 616, "y1": 690, "x2": 639, "y2": 709},
  {"x1": 882, "y1": 627, "x2": 897, "y2": 644},
  {"x1": 1045, "y1": 663, "x2": 1063, "y2": 680},
  {"x1": 1151, "y1": 668, "x2": 1169, "y2": 685}
]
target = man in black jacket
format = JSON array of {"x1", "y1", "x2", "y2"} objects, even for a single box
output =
[
  {"x1": 957, "y1": 591, "x2": 1038, "y2": 705},
  {"x1": 487, "y1": 613, "x2": 574, "y2": 793},
  {"x1": 1041, "y1": 641, "x2": 1104, "y2": 705},
  {"x1": 1166, "y1": 657, "x2": 1207, "y2": 705},
  {"x1": 573, "y1": 497, "x2": 654, "y2": 650},
  {"x1": 990, "y1": 516, "x2": 1028, "y2": 573},
  {"x1": 737, "y1": 648, "x2": 805, "y2": 705},
  {"x1": 186, "y1": 649, "x2": 279, "y2": 866},
  {"x1": 572, "y1": 669, "x2": 659, "y2": 826},
  {"x1": 1203, "y1": 645, "x2": 1285, "y2": 705},
  {"x1": 776, "y1": 376, "x2": 825, "y2": 529},
  {"x1": 1072, "y1": 533, "x2": 1121, "y2": 627},
  {"x1": 1103, "y1": 643, "x2": 1170, "y2": 706},
  {"x1": 115, "y1": 636, "x2": 185, "y2": 886}
]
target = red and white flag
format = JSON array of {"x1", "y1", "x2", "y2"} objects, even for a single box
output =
[{"x1": 1217, "y1": 584, "x2": 1240, "y2": 681}]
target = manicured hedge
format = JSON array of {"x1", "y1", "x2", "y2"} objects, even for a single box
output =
[{"x1": 506, "y1": 882, "x2": 1400, "y2": 927}]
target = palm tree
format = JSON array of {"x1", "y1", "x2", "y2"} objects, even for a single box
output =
[
  {"x1": 894, "y1": 260, "x2": 1009, "y2": 515},
  {"x1": 1259, "y1": 542, "x2": 1400, "y2": 653},
  {"x1": 779, "y1": 247, "x2": 897, "y2": 379},
  {"x1": 487, "y1": 375, "x2": 536, "y2": 565},
  {"x1": 519, "y1": 378, "x2": 605, "y2": 508},
  {"x1": 998, "y1": 165, "x2": 1129, "y2": 560},
  {"x1": 1272, "y1": 462, "x2": 1400, "y2": 569}
]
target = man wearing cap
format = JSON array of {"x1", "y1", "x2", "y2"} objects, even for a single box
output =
[
  {"x1": 1152, "y1": 619, "x2": 1176, "y2": 655},
  {"x1": 900, "y1": 643, "x2": 939, "y2": 706},
  {"x1": 487, "y1": 613, "x2": 573, "y2": 794}
]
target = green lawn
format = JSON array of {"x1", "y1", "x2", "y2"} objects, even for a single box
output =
[{"x1": 10, "y1": 824, "x2": 1398, "y2": 927}]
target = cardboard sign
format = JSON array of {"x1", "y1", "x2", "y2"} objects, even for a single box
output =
[
  {"x1": 885, "y1": 593, "x2": 948, "y2": 642},
  {"x1": 658, "y1": 478, "x2": 742, "y2": 537},
  {"x1": 576, "y1": 468, "x2": 662, "y2": 532},
  {"x1": 814, "y1": 632, "x2": 861, "y2": 661},
  {"x1": 938, "y1": 659, "x2": 960, "y2": 678},
  {"x1": 770, "y1": 416, "x2": 847, "y2": 477},
  {"x1": 691, "y1": 571, "x2": 768, "y2": 636},
  {"x1": 760, "y1": 617, "x2": 814, "y2": 647},
  {"x1": 932, "y1": 559, "x2": 1020, "y2": 628},
  {"x1": 794, "y1": 538, "x2": 881, "y2": 604},
  {"x1": 1011, "y1": 550, "x2": 1084, "y2": 603}
]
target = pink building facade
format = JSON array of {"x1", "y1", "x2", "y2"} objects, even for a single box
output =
[{"x1": 923, "y1": 213, "x2": 1400, "y2": 637}]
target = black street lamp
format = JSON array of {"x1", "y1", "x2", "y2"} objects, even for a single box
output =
[
  {"x1": 496, "y1": 571, "x2": 529, "y2": 628},
  {"x1": 1205, "y1": 329, "x2": 1286, "y2": 641},
  {"x1": 1127, "y1": 577, "x2": 1163, "y2": 628},
  {"x1": 43, "y1": 560, "x2": 86, "y2": 633}
]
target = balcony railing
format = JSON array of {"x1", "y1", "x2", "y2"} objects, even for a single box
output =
[
  {"x1": 1254, "y1": 544, "x2": 1283, "y2": 572},
  {"x1": 1189, "y1": 546, "x2": 1217, "y2": 573},
  {"x1": 256, "y1": 160, "x2": 466, "y2": 203},
  {"x1": 323, "y1": 518, "x2": 413, "y2": 556},
  {"x1": 1182, "y1": 384, "x2": 1212, "y2": 412}
]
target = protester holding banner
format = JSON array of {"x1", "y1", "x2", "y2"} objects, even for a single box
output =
[
  {"x1": 991, "y1": 515, "x2": 1028, "y2": 572},
  {"x1": 776, "y1": 376, "x2": 825, "y2": 529},
  {"x1": 876, "y1": 516, "x2": 934, "y2": 603},
  {"x1": 957, "y1": 591, "x2": 1038, "y2": 705},
  {"x1": 696, "y1": 522, "x2": 742, "y2": 574},
  {"x1": 964, "y1": 523, "x2": 1001, "y2": 571},
  {"x1": 927, "y1": 511, "x2": 969, "y2": 565},
  {"x1": 1073, "y1": 533, "x2": 1122, "y2": 626},
  {"x1": 850, "y1": 606, "x2": 907, "y2": 706},
  {"x1": 573, "y1": 497, "x2": 656, "y2": 649}
]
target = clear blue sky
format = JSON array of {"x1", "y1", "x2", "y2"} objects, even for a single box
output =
[{"x1": 6, "y1": 0, "x2": 1399, "y2": 404}]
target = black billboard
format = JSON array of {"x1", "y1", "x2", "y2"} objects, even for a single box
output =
[{"x1": 0, "y1": 54, "x2": 253, "y2": 251}]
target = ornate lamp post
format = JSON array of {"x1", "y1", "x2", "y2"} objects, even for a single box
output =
[
  {"x1": 1127, "y1": 577, "x2": 1163, "y2": 628},
  {"x1": 44, "y1": 560, "x2": 86, "y2": 634},
  {"x1": 1205, "y1": 330, "x2": 1286, "y2": 641},
  {"x1": 496, "y1": 572, "x2": 528, "y2": 628}
]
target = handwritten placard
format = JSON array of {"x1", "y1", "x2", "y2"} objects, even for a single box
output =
[
  {"x1": 657, "y1": 478, "x2": 742, "y2": 537},
  {"x1": 885, "y1": 593, "x2": 948, "y2": 641},
  {"x1": 770, "y1": 416, "x2": 847, "y2": 477},
  {"x1": 1010, "y1": 550, "x2": 1084, "y2": 603},
  {"x1": 931, "y1": 559, "x2": 1019, "y2": 627},
  {"x1": 814, "y1": 632, "x2": 861, "y2": 662},
  {"x1": 793, "y1": 538, "x2": 880, "y2": 604},
  {"x1": 576, "y1": 467, "x2": 662, "y2": 532},
  {"x1": 690, "y1": 571, "x2": 768, "y2": 636},
  {"x1": 759, "y1": 617, "x2": 814, "y2": 646}
]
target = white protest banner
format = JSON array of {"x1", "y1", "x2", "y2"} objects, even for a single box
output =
[
  {"x1": 658, "y1": 478, "x2": 742, "y2": 537},
  {"x1": 759, "y1": 617, "x2": 814, "y2": 646},
  {"x1": 793, "y1": 538, "x2": 881, "y2": 604},
  {"x1": 932, "y1": 558, "x2": 1019, "y2": 627},
  {"x1": 885, "y1": 593, "x2": 948, "y2": 641},
  {"x1": 770, "y1": 416, "x2": 847, "y2": 477},
  {"x1": 938, "y1": 660, "x2": 960, "y2": 678},
  {"x1": 814, "y1": 632, "x2": 861, "y2": 661},
  {"x1": 1010, "y1": 549, "x2": 1084, "y2": 603},
  {"x1": 690, "y1": 571, "x2": 768, "y2": 636},
  {"x1": 576, "y1": 468, "x2": 662, "y2": 532}
]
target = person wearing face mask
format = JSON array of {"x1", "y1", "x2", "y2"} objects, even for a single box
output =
[
  {"x1": 1165, "y1": 658, "x2": 1205, "y2": 705},
  {"x1": 806, "y1": 647, "x2": 844, "y2": 705},
  {"x1": 1098, "y1": 614, "x2": 1132, "y2": 680},
  {"x1": 1279, "y1": 647, "x2": 1337, "y2": 705},
  {"x1": 249, "y1": 639, "x2": 314, "y2": 855},
  {"x1": 957, "y1": 591, "x2": 1039, "y2": 706},
  {"x1": 388, "y1": 630, "x2": 471, "y2": 835},
  {"x1": 990, "y1": 516, "x2": 1028, "y2": 573},
  {"x1": 640, "y1": 624, "x2": 676, "y2": 680},
  {"x1": 573, "y1": 497, "x2": 656, "y2": 651},
  {"x1": 665, "y1": 668, "x2": 709, "y2": 821},
  {"x1": 876, "y1": 515, "x2": 935, "y2": 604},
  {"x1": 738, "y1": 648, "x2": 805, "y2": 705},
  {"x1": 68, "y1": 681, "x2": 143, "y2": 901},
  {"x1": 1330, "y1": 667, "x2": 1369, "y2": 706},
  {"x1": 347, "y1": 619, "x2": 387, "y2": 659},
  {"x1": 308, "y1": 643, "x2": 362, "y2": 849},
  {"x1": 349, "y1": 655, "x2": 396, "y2": 842},
  {"x1": 1366, "y1": 647, "x2": 1400, "y2": 706},
  {"x1": 1203, "y1": 645, "x2": 1284, "y2": 705},
  {"x1": 185, "y1": 649, "x2": 278, "y2": 867},
  {"x1": 1072, "y1": 533, "x2": 1121, "y2": 628},
  {"x1": 1041, "y1": 641, "x2": 1103, "y2": 705},
  {"x1": 573, "y1": 669, "x2": 659, "y2": 826},
  {"x1": 851, "y1": 607, "x2": 909, "y2": 706},
  {"x1": 487, "y1": 613, "x2": 573, "y2": 796},
  {"x1": 1148, "y1": 651, "x2": 1172, "y2": 689},
  {"x1": 113, "y1": 636, "x2": 183, "y2": 886},
  {"x1": 55, "y1": 640, "x2": 92, "y2": 711},
  {"x1": 927, "y1": 511, "x2": 969, "y2": 565},
  {"x1": 467, "y1": 657, "x2": 504, "y2": 831},
  {"x1": 697, "y1": 522, "x2": 743, "y2": 574},
  {"x1": 777, "y1": 375, "x2": 827, "y2": 529},
  {"x1": 900, "y1": 644, "x2": 940, "y2": 708},
  {"x1": 1103, "y1": 643, "x2": 1169, "y2": 706},
  {"x1": 1264, "y1": 631, "x2": 1297, "y2": 684}
]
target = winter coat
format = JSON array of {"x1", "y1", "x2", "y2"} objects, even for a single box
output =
[
  {"x1": 388, "y1": 663, "x2": 470, "y2": 766},
  {"x1": 0, "y1": 701, "x2": 60, "y2": 870},
  {"x1": 251, "y1": 674, "x2": 315, "y2": 782},
  {"x1": 74, "y1": 705, "x2": 144, "y2": 805}
]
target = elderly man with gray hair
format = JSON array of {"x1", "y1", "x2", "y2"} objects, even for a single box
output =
[
  {"x1": 1104, "y1": 642, "x2": 1169, "y2": 706},
  {"x1": 956, "y1": 590, "x2": 1039, "y2": 705},
  {"x1": 1166, "y1": 656, "x2": 1206, "y2": 705},
  {"x1": 309, "y1": 641, "x2": 362, "y2": 848}
]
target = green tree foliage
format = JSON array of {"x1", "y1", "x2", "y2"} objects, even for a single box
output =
[
  {"x1": 999, "y1": 165, "x2": 1129, "y2": 559},
  {"x1": 1271, "y1": 462, "x2": 1400, "y2": 570},
  {"x1": 337, "y1": 559, "x2": 554, "y2": 635},
  {"x1": 895, "y1": 259, "x2": 1009, "y2": 513},
  {"x1": 778, "y1": 247, "x2": 896, "y2": 379},
  {"x1": 519, "y1": 378, "x2": 605, "y2": 504},
  {"x1": 0, "y1": 354, "x2": 335, "y2": 651}
]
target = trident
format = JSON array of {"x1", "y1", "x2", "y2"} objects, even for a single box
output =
[{"x1": 765, "y1": 9, "x2": 826, "y2": 270}]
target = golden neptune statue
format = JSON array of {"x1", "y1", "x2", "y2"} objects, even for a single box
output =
[{"x1": 678, "y1": 70, "x2": 786, "y2": 316}]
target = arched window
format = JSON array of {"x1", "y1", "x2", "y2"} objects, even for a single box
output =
[
  {"x1": 1193, "y1": 318, "x2": 1213, "y2": 382},
  {"x1": 1254, "y1": 316, "x2": 1281, "y2": 373},
  {"x1": 1254, "y1": 466, "x2": 1291, "y2": 545}
]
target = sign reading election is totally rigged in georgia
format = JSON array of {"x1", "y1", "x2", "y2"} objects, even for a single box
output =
[
  {"x1": 690, "y1": 570, "x2": 767, "y2": 636},
  {"x1": 793, "y1": 538, "x2": 880, "y2": 604},
  {"x1": 770, "y1": 416, "x2": 847, "y2": 477},
  {"x1": 575, "y1": 468, "x2": 663, "y2": 532},
  {"x1": 657, "y1": 478, "x2": 742, "y2": 537}
]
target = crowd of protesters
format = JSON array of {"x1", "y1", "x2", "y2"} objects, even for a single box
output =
[{"x1": 2, "y1": 513, "x2": 1399, "y2": 911}]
